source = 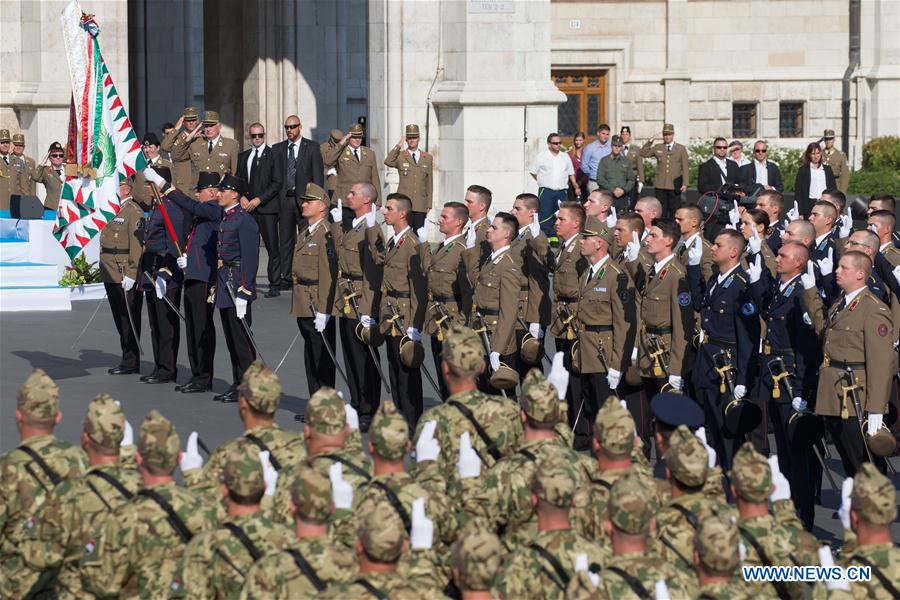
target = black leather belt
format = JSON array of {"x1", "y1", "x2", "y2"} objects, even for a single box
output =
[
  {"x1": 218, "y1": 260, "x2": 241, "y2": 268},
  {"x1": 296, "y1": 277, "x2": 317, "y2": 286},
  {"x1": 706, "y1": 337, "x2": 736, "y2": 349},
  {"x1": 345, "y1": 273, "x2": 363, "y2": 282},
  {"x1": 430, "y1": 294, "x2": 458, "y2": 303},
  {"x1": 646, "y1": 326, "x2": 672, "y2": 335},
  {"x1": 556, "y1": 295, "x2": 577, "y2": 303},
  {"x1": 826, "y1": 360, "x2": 865, "y2": 370},
  {"x1": 479, "y1": 308, "x2": 499, "y2": 316},
  {"x1": 102, "y1": 248, "x2": 129, "y2": 255},
  {"x1": 584, "y1": 324, "x2": 613, "y2": 332},
  {"x1": 763, "y1": 345, "x2": 794, "y2": 357},
  {"x1": 386, "y1": 290, "x2": 410, "y2": 299}
]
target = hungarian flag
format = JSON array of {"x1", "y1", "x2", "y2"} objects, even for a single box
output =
[{"x1": 55, "y1": 1, "x2": 147, "y2": 260}]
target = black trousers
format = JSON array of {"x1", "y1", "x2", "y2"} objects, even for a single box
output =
[
  {"x1": 145, "y1": 283, "x2": 181, "y2": 379},
  {"x1": 697, "y1": 385, "x2": 742, "y2": 472},
  {"x1": 581, "y1": 372, "x2": 614, "y2": 432},
  {"x1": 183, "y1": 280, "x2": 215, "y2": 386},
  {"x1": 220, "y1": 304, "x2": 255, "y2": 386},
  {"x1": 105, "y1": 282, "x2": 142, "y2": 369},
  {"x1": 430, "y1": 336, "x2": 449, "y2": 400},
  {"x1": 408, "y1": 211, "x2": 426, "y2": 231},
  {"x1": 339, "y1": 317, "x2": 382, "y2": 423},
  {"x1": 635, "y1": 378, "x2": 665, "y2": 460},
  {"x1": 386, "y1": 336, "x2": 424, "y2": 429},
  {"x1": 656, "y1": 188, "x2": 680, "y2": 217},
  {"x1": 824, "y1": 416, "x2": 887, "y2": 478},
  {"x1": 277, "y1": 200, "x2": 298, "y2": 288},
  {"x1": 255, "y1": 212, "x2": 280, "y2": 288},
  {"x1": 555, "y1": 338, "x2": 588, "y2": 446},
  {"x1": 297, "y1": 316, "x2": 336, "y2": 397},
  {"x1": 767, "y1": 399, "x2": 820, "y2": 530}
]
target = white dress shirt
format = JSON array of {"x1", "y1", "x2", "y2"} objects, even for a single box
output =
[
  {"x1": 530, "y1": 149, "x2": 575, "y2": 190},
  {"x1": 653, "y1": 254, "x2": 675, "y2": 274},
  {"x1": 808, "y1": 164, "x2": 827, "y2": 200},
  {"x1": 490, "y1": 245, "x2": 511, "y2": 261},
  {"x1": 246, "y1": 144, "x2": 267, "y2": 179},
  {"x1": 754, "y1": 160, "x2": 768, "y2": 186}
]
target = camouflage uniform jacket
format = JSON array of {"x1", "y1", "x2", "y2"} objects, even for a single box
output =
[
  {"x1": 738, "y1": 512, "x2": 818, "y2": 600},
  {"x1": 572, "y1": 464, "x2": 653, "y2": 546},
  {"x1": 240, "y1": 536, "x2": 357, "y2": 599},
  {"x1": 173, "y1": 510, "x2": 295, "y2": 598},
  {"x1": 494, "y1": 528, "x2": 608, "y2": 600},
  {"x1": 4, "y1": 462, "x2": 141, "y2": 599},
  {"x1": 697, "y1": 580, "x2": 763, "y2": 599},
  {"x1": 655, "y1": 491, "x2": 737, "y2": 571},
  {"x1": 321, "y1": 570, "x2": 433, "y2": 599},
  {"x1": 79, "y1": 480, "x2": 218, "y2": 598},
  {"x1": 592, "y1": 552, "x2": 698, "y2": 599},
  {"x1": 839, "y1": 542, "x2": 900, "y2": 599}
]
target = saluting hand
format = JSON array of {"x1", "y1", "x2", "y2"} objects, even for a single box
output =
[
  {"x1": 800, "y1": 260, "x2": 817, "y2": 290},
  {"x1": 624, "y1": 231, "x2": 640, "y2": 262}
]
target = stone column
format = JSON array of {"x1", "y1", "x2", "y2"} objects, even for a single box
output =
[{"x1": 663, "y1": 0, "x2": 690, "y2": 141}]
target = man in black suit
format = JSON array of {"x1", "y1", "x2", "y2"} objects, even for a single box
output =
[
  {"x1": 698, "y1": 137, "x2": 742, "y2": 194},
  {"x1": 740, "y1": 140, "x2": 784, "y2": 193},
  {"x1": 270, "y1": 115, "x2": 325, "y2": 297},
  {"x1": 237, "y1": 122, "x2": 282, "y2": 295}
]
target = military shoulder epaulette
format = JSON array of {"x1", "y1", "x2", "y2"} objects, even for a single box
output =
[
  {"x1": 733, "y1": 272, "x2": 747, "y2": 284},
  {"x1": 607, "y1": 261, "x2": 624, "y2": 275},
  {"x1": 669, "y1": 261, "x2": 686, "y2": 275},
  {"x1": 863, "y1": 292, "x2": 889, "y2": 310}
]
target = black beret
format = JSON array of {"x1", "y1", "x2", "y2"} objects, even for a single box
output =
[{"x1": 651, "y1": 392, "x2": 705, "y2": 432}]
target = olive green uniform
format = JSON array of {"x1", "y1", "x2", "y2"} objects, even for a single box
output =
[
  {"x1": 384, "y1": 145, "x2": 433, "y2": 214},
  {"x1": 31, "y1": 164, "x2": 65, "y2": 211}
]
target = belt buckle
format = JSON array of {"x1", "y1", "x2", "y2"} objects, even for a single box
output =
[{"x1": 823, "y1": 355, "x2": 830, "y2": 368}]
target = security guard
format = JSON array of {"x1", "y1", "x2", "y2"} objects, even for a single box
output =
[
  {"x1": 0, "y1": 129, "x2": 13, "y2": 210},
  {"x1": 188, "y1": 111, "x2": 239, "y2": 187},
  {"x1": 99, "y1": 176, "x2": 145, "y2": 375},
  {"x1": 639, "y1": 123, "x2": 690, "y2": 217},
  {"x1": 384, "y1": 124, "x2": 433, "y2": 230},
  {"x1": 320, "y1": 128, "x2": 343, "y2": 199},
  {"x1": 291, "y1": 183, "x2": 338, "y2": 396},
  {"x1": 30, "y1": 141, "x2": 66, "y2": 211},
  {"x1": 324, "y1": 123, "x2": 382, "y2": 206},
  {"x1": 161, "y1": 107, "x2": 204, "y2": 192},
  {"x1": 821, "y1": 129, "x2": 850, "y2": 194},
  {"x1": 11, "y1": 133, "x2": 37, "y2": 196}
]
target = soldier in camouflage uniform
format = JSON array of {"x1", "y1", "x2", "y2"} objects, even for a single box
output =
[
  {"x1": 174, "y1": 440, "x2": 294, "y2": 598},
  {"x1": 0, "y1": 370, "x2": 87, "y2": 569},
  {"x1": 182, "y1": 361, "x2": 306, "y2": 508},
  {"x1": 240, "y1": 464, "x2": 356, "y2": 598},
  {"x1": 591, "y1": 471, "x2": 698, "y2": 599},
  {"x1": 1, "y1": 393, "x2": 138, "y2": 599},
  {"x1": 693, "y1": 516, "x2": 757, "y2": 599},
  {"x1": 493, "y1": 454, "x2": 607, "y2": 599},
  {"x1": 450, "y1": 527, "x2": 503, "y2": 598},
  {"x1": 80, "y1": 410, "x2": 218, "y2": 597}
]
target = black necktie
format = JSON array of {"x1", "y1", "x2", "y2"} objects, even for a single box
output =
[
  {"x1": 56, "y1": 168, "x2": 62, "y2": 177},
  {"x1": 2, "y1": 156, "x2": 7, "y2": 165},
  {"x1": 250, "y1": 149, "x2": 259, "y2": 181},
  {"x1": 207, "y1": 140, "x2": 213, "y2": 154},
  {"x1": 388, "y1": 238, "x2": 396, "y2": 251},
  {"x1": 411, "y1": 152, "x2": 417, "y2": 165},
  {"x1": 287, "y1": 143, "x2": 297, "y2": 189},
  {"x1": 354, "y1": 148, "x2": 360, "y2": 162}
]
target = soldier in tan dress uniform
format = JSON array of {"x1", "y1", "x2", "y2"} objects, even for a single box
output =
[
  {"x1": 384, "y1": 124, "x2": 433, "y2": 230},
  {"x1": 620, "y1": 126, "x2": 645, "y2": 203},
  {"x1": 188, "y1": 111, "x2": 239, "y2": 184},
  {"x1": 99, "y1": 176, "x2": 146, "y2": 374},
  {"x1": 0, "y1": 129, "x2": 12, "y2": 210},
  {"x1": 161, "y1": 106, "x2": 204, "y2": 192},
  {"x1": 321, "y1": 128, "x2": 343, "y2": 199},
  {"x1": 324, "y1": 123, "x2": 381, "y2": 207},
  {"x1": 30, "y1": 141, "x2": 66, "y2": 211},
  {"x1": 464, "y1": 184, "x2": 493, "y2": 247},
  {"x1": 640, "y1": 123, "x2": 690, "y2": 217},
  {"x1": 11, "y1": 133, "x2": 37, "y2": 197},
  {"x1": 821, "y1": 129, "x2": 850, "y2": 194}
]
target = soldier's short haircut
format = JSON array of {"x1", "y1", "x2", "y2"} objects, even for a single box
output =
[
  {"x1": 842, "y1": 250, "x2": 873, "y2": 278},
  {"x1": 467, "y1": 185, "x2": 493, "y2": 209},
  {"x1": 559, "y1": 201, "x2": 585, "y2": 228},
  {"x1": 591, "y1": 189, "x2": 614, "y2": 205},
  {"x1": 869, "y1": 209, "x2": 896, "y2": 230},
  {"x1": 443, "y1": 201, "x2": 469, "y2": 222},
  {"x1": 636, "y1": 196, "x2": 663, "y2": 216},
  {"x1": 788, "y1": 219, "x2": 816, "y2": 245},
  {"x1": 516, "y1": 193, "x2": 540, "y2": 212},
  {"x1": 868, "y1": 194, "x2": 895, "y2": 211},
  {"x1": 850, "y1": 229, "x2": 880, "y2": 254},
  {"x1": 756, "y1": 189, "x2": 784, "y2": 210},
  {"x1": 650, "y1": 217, "x2": 679, "y2": 248},
  {"x1": 781, "y1": 240, "x2": 810, "y2": 262},
  {"x1": 228, "y1": 488, "x2": 265, "y2": 506},
  {"x1": 386, "y1": 192, "x2": 412, "y2": 214},
  {"x1": 746, "y1": 208, "x2": 770, "y2": 229},
  {"x1": 617, "y1": 211, "x2": 645, "y2": 236},
  {"x1": 676, "y1": 203, "x2": 704, "y2": 225},
  {"x1": 493, "y1": 212, "x2": 518, "y2": 242},
  {"x1": 715, "y1": 229, "x2": 745, "y2": 252},
  {"x1": 813, "y1": 200, "x2": 838, "y2": 222},
  {"x1": 21, "y1": 412, "x2": 55, "y2": 430},
  {"x1": 821, "y1": 189, "x2": 846, "y2": 211},
  {"x1": 355, "y1": 182, "x2": 378, "y2": 202}
]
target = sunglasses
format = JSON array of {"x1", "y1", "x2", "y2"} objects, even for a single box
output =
[
  {"x1": 284, "y1": 124, "x2": 300, "y2": 130},
  {"x1": 754, "y1": 149, "x2": 768, "y2": 154},
  {"x1": 714, "y1": 146, "x2": 727, "y2": 150},
  {"x1": 250, "y1": 133, "x2": 265, "y2": 139},
  {"x1": 549, "y1": 141, "x2": 561, "y2": 145},
  {"x1": 50, "y1": 153, "x2": 64, "y2": 158}
]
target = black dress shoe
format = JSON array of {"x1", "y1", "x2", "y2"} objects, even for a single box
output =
[
  {"x1": 181, "y1": 381, "x2": 212, "y2": 393},
  {"x1": 280, "y1": 283, "x2": 293, "y2": 291},
  {"x1": 143, "y1": 375, "x2": 176, "y2": 384},
  {"x1": 264, "y1": 288, "x2": 280, "y2": 298},
  {"x1": 139, "y1": 372, "x2": 158, "y2": 382},
  {"x1": 109, "y1": 366, "x2": 139, "y2": 375},
  {"x1": 219, "y1": 390, "x2": 239, "y2": 403},
  {"x1": 213, "y1": 386, "x2": 238, "y2": 402}
]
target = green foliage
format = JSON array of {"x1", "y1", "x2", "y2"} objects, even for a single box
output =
[
  {"x1": 58, "y1": 254, "x2": 101, "y2": 287},
  {"x1": 861, "y1": 136, "x2": 900, "y2": 170},
  {"x1": 848, "y1": 168, "x2": 900, "y2": 195}
]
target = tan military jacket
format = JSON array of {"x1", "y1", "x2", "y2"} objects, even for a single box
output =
[
  {"x1": 99, "y1": 197, "x2": 145, "y2": 284},
  {"x1": 320, "y1": 140, "x2": 338, "y2": 192},
  {"x1": 470, "y1": 247, "x2": 520, "y2": 356},
  {"x1": 332, "y1": 217, "x2": 383, "y2": 318},
  {"x1": 511, "y1": 228, "x2": 552, "y2": 327},
  {"x1": 291, "y1": 219, "x2": 337, "y2": 318},
  {"x1": 12, "y1": 154, "x2": 37, "y2": 196},
  {"x1": 30, "y1": 165, "x2": 64, "y2": 211},
  {"x1": 576, "y1": 256, "x2": 638, "y2": 373},
  {"x1": 366, "y1": 225, "x2": 427, "y2": 335},
  {"x1": 623, "y1": 144, "x2": 645, "y2": 183},
  {"x1": 0, "y1": 153, "x2": 12, "y2": 210},
  {"x1": 472, "y1": 216, "x2": 489, "y2": 244},
  {"x1": 677, "y1": 233, "x2": 715, "y2": 283},
  {"x1": 133, "y1": 157, "x2": 175, "y2": 206},
  {"x1": 636, "y1": 257, "x2": 693, "y2": 378},
  {"x1": 640, "y1": 141, "x2": 690, "y2": 190},
  {"x1": 802, "y1": 287, "x2": 894, "y2": 417},
  {"x1": 323, "y1": 143, "x2": 381, "y2": 206},
  {"x1": 420, "y1": 234, "x2": 471, "y2": 336},
  {"x1": 189, "y1": 136, "x2": 239, "y2": 183},
  {"x1": 549, "y1": 234, "x2": 587, "y2": 338},
  {"x1": 822, "y1": 147, "x2": 850, "y2": 194},
  {"x1": 161, "y1": 127, "x2": 199, "y2": 192},
  {"x1": 384, "y1": 145, "x2": 433, "y2": 213}
]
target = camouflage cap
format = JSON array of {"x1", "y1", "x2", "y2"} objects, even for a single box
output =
[
  {"x1": 83, "y1": 393, "x2": 125, "y2": 450},
  {"x1": 290, "y1": 460, "x2": 333, "y2": 523},
  {"x1": 520, "y1": 369, "x2": 560, "y2": 426},
  {"x1": 665, "y1": 425, "x2": 708, "y2": 487},
  {"x1": 359, "y1": 500, "x2": 406, "y2": 562},
  {"x1": 695, "y1": 515, "x2": 740, "y2": 573},
  {"x1": 17, "y1": 368, "x2": 60, "y2": 419},
  {"x1": 452, "y1": 528, "x2": 502, "y2": 591},
  {"x1": 137, "y1": 410, "x2": 180, "y2": 472},
  {"x1": 608, "y1": 471, "x2": 655, "y2": 534},
  {"x1": 371, "y1": 400, "x2": 409, "y2": 460},
  {"x1": 851, "y1": 463, "x2": 897, "y2": 525},
  {"x1": 442, "y1": 325, "x2": 485, "y2": 373},
  {"x1": 593, "y1": 396, "x2": 634, "y2": 455},
  {"x1": 222, "y1": 440, "x2": 265, "y2": 497},
  {"x1": 305, "y1": 387, "x2": 346, "y2": 435},
  {"x1": 531, "y1": 454, "x2": 578, "y2": 508},
  {"x1": 729, "y1": 441, "x2": 771, "y2": 503},
  {"x1": 239, "y1": 361, "x2": 281, "y2": 414}
]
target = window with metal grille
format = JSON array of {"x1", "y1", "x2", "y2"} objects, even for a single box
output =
[
  {"x1": 551, "y1": 70, "x2": 608, "y2": 147},
  {"x1": 732, "y1": 103, "x2": 757, "y2": 137},
  {"x1": 779, "y1": 102, "x2": 804, "y2": 138}
]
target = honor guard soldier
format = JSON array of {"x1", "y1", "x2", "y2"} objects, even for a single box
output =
[
  {"x1": 0, "y1": 129, "x2": 13, "y2": 210},
  {"x1": 612, "y1": 211, "x2": 653, "y2": 278},
  {"x1": 640, "y1": 123, "x2": 690, "y2": 217},
  {"x1": 754, "y1": 190, "x2": 787, "y2": 255},
  {"x1": 161, "y1": 107, "x2": 204, "y2": 192},
  {"x1": 138, "y1": 166, "x2": 184, "y2": 385},
  {"x1": 801, "y1": 250, "x2": 893, "y2": 475},
  {"x1": 11, "y1": 133, "x2": 37, "y2": 196},
  {"x1": 190, "y1": 111, "x2": 239, "y2": 182},
  {"x1": 321, "y1": 128, "x2": 343, "y2": 199},
  {"x1": 675, "y1": 204, "x2": 715, "y2": 281},
  {"x1": 821, "y1": 129, "x2": 850, "y2": 194},
  {"x1": 99, "y1": 176, "x2": 145, "y2": 375},
  {"x1": 291, "y1": 183, "x2": 338, "y2": 396},
  {"x1": 464, "y1": 184, "x2": 493, "y2": 246},
  {"x1": 692, "y1": 517, "x2": 754, "y2": 599},
  {"x1": 620, "y1": 126, "x2": 645, "y2": 203},
  {"x1": 421, "y1": 200, "x2": 472, "y2": 399},
  {"x1": 31, "y1": 141, "x2": 66, "y2": 211},
  {"x1": 159, "y1": 172, "x2": 222, "y2": 394},
  {"x1": 385, "y1": 124, "x2": 433, "y2": 230},
  {"x1": 367, "y1": 192, "x2": 427, "y2": 427},
  {"x1": 324, "y1": 123, "x2": 382, "y2": 207}
]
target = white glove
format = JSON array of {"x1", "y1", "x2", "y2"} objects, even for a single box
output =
[
  {"x1": 867, "y1": 412, "x2": 883, "y2": 436},
  {"x1": 329, "y1": 462, "x2": 354, "y2": 509},
  {"x1": 767, "y1": 456, "x2": 791, "y2": 503},
  {"x1": 667, "y1": 375, "x2": 683, "y2": 391},
  {"x1": 748, "y1": 226, "x2": 762, "y2": 255},
  {"x1": 734, "y1": 384, "x2": 746, "y2": 400},
  {"x1": 416, "y1": 227, "x2": 427, "y2": 244},
  {"x1": 344, "y1": 404, "x2": 359, "y2": 431},
  {"x1": 360, "y1": 314, "x2": 374, "y2": 329},
  {"x1": 406, "y1": 327, "x2": 422, "y2": 342},
  {"x1": 696, "y1": 427, "x2": 717, "y2": 468},
  {"x1": 154, "y1": 276, "x2": 166, "y2": 299},
  {"x1": 738, "y1": 541, "x2": 747, "y2": 562},
  {"x1": 819, "y1": 546, "x2": 850, "y2": 591},
  {"x1": 893, "y1": 265, "x2": 900, "y2": 286},
  {"x1": 724, "y1": 223, "x2": 736, "y2": 231},
  {"x1": 787, "y1": 201, "x2": 801, "y2": 222},
  {"x1": 528, "y1": 212, "x2": 540, "y2": 238},
  {"x1": 698, "y1": 329, "x2": 706, "y2": 345},
  {"x1": 624, "y1": 231, "x2": 640, "y2": 262},
  {"x1": 654, "y1": 579, "x2": 671, "y2": 600},
  {"x1": 637, "y1": 181, "x2": 644, "y2": 194},
  {"x1": 176, "y1": 255, "x2": 187, "y2": 270},
  {"x1": 801, "y1": 261, "x2": 817, "y2": 290},
  {"x1": 465, "y1": 225, "x2": 477, "y2": 249},
  {"x1": 142, "y1": 167, "x2": 166, "y2": 187},
  {"x1": 258, "y1": 450, "x2": 279, "y2": 497},
  {"x1": 574, "y1": 553, "x2": 600, "y2": 587},
  {"x1": 121, "y1": 418, "x2": 133, "y2": 447},
  {"x1": 314, "y1": 312, "x2": 329, "y2": 333},
  {"x1": 330, "y1": 198, "x2": 343, "y2": 223},
  {"x1": 410, "y1": 497, "x2": 434, "y2": 550},
  {"x1": 122, "y1": 275, "x2": 135, "y2": 292},
  {"x1": 817, "y1": 247, "x2": 834, "y2": 277},
  {"x1": 457, "y1": 432, "x2": 481, "y2": 479},
  {"x1": 365, "y1": 205, "x2": 377, "y2": 228},
  {"x1": 236, "y1": 297, "x2": 248, "y2": 320},
  {"x1": 547, "y1": 352, "x2": 569, "y2": 401},
  {"x1": 415, "y1": 420, "x2": 440, "y2": 463},
  {"x1": 489, "y1": 351, "x2": 500, "y2": 372},
  {"x1": 326, "y1": 167, "x2": 337, "y2": 177},
  {"x1": 838, "y1": 207, "x2": 853, "y2": 238},
  {"x1": 747, "y1": 254, "x2": 762, "y2": 284},
  {"x1": 838, "y1": 477, "x2": 853, "y2": 530},
  {"x1": 605, "y1": 206, "x2": 618, "y2": 228},
  {"x1": 728, "y1": 201, "x2": 741, "y2": 226},
  {"x1": 606, "y1": 368, "x2": 622, "y2": 390},
  {"x1": 791, "y1": 397, "x2": 808, "y2": 412},
  {"x1": 179, "y1": 431, "x2": 203, "y2": 472},
  {"x1": 528, "y1": 322, "x2": 544, "y2": 339},
  {"x1": 688, "y1": 238, "x2": 702, "y2": 266}
]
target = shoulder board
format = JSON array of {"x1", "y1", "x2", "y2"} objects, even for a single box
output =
[
  {"x1": 500, "y1": 253, "x2": 514, "y2": 264},
  {"x1": 863, "y1": 292, "x2": 889, "y2": 310},
  {"x1": 733, "y1": 272, "x2": 747, "y2": 284},
  {"x1": 669, "y1": 261, "x2": 686, "y2": 275},
  {"x1": 607, "y1": 261, "x2": 624, "y2": 275}
]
